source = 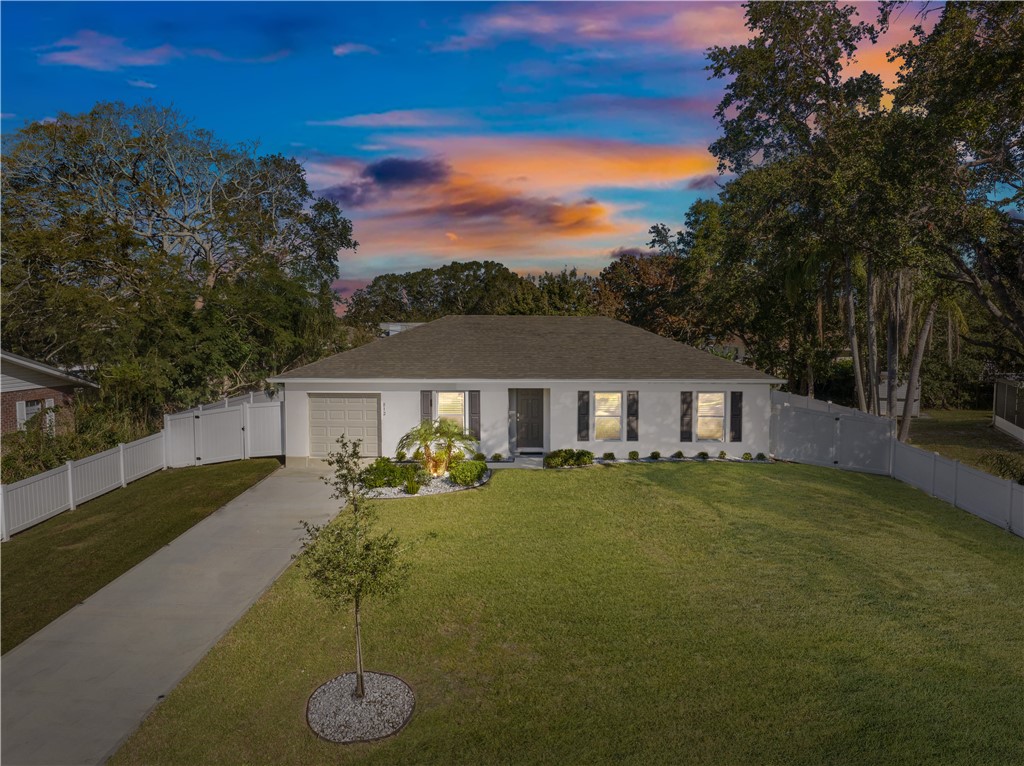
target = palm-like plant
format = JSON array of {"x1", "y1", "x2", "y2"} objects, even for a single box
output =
[{"x1": 396, "y1": 419, "x2": 478, "y2": 476}]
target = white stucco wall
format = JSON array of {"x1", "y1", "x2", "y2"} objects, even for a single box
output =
[{"x1": 279, "y1": 379, "x2": 773, "y2": 465}]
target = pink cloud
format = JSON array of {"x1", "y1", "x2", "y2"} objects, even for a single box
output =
[
  {"x1": 191, "y1": 47, "x2": 290, "y2": 64},
  {"x1": 38, "y1": 30, "x2": 182, "y2": 71},
  {"x1": 126, "y1": 78, "x2": 157, "y2": 89},
  {"x1": 307, "y1": 109, "x2": 471, "y2": 128},
  {"x1": 332, "y1": 43, "x2": 378, "y2": 56}
]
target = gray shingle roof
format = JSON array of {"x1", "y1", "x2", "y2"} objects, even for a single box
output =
[{"x1": 273, "y1": 316, "x2": 779, "y2": 382}]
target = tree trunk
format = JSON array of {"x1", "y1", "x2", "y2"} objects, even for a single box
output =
[
  {"x1": 354, "y1": 597, "x2": 365, "y2": 698},
  {"x1": 886, "y1": 275, "x2": 901, "y2": 420},
  {"x1": 898, "y1": 300, "x2": 938, "y2": 443},
  {"x1": 866, "y1": 258, "x2": 880, "y2": 415},
  {"x1": 845, "y1": 253, "x2": 867, "y2": 412}
]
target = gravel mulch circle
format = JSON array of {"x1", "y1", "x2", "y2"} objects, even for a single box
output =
[
  {"x1": 364, "y1": 470, "x2": 491, "y2": 500},
  {"x1": 307, "y1": 671, "x2": 415, "y2": 744}
]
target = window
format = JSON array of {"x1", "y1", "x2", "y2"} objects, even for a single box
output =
[
  {"x1": 17, "y1": 399, "x2": 43, "y2": 430},
  {"x1": 696, "y1": 392, "x2": 725, "y2": 441},
  {"x1": 594, "y1": 392, "x2": 622, "y2": 440},
  {"x1": 437, "y1": 391, "x2": 466, "y2": 428}
]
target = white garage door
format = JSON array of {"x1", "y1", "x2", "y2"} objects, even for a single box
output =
[{"x1": 309, "y1": 394, "x2": 380, "y2": 458}]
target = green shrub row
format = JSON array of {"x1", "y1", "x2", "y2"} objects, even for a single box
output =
[
  {"x1": 360, "y1": 457, "x2": 417, "y2": 489},
  {"x1": 449, "y1": 460, "x2": 488, "y2": 486},
  {"x1": 543, "y1": 449, "x2": 594, "y2": 468}
]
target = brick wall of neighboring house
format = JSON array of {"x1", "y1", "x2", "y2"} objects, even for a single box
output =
[{"x1": 0, "y1": 386, "x2": 77, "y2": 435}]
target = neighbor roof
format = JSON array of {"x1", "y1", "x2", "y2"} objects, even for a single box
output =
[
  {"x1": 272, "y1": 316, "x2": 779, "y2": 382},
  {"x1": 0, "y1": 350, "x2": 99, "y2": 389}
]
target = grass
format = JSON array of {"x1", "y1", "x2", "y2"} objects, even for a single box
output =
[
  {"x1": 1, "y1": 458, "x2": 280, "y2": 653},
  {"x1": 113, "y1": 463, "x2": 1024, "y2": 766},
  {"x1": 910, "y1": 409, "x2": 1024, "y2": 473}
]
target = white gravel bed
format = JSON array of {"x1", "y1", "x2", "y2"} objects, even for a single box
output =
[
  {"x1": 363, "y1": 470, "x2": 491, "y2": 499},
  {"x1": 307, "y1": 671, "x2": 415, "y2": 743}
]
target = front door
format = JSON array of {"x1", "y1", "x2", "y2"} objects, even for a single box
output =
[{"x1": 516, "y1": 389, "x2": 544, "y2": 450}]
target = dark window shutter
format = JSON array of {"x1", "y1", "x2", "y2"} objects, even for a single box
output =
[
  {"x1": 577, "y1": 391, "x2": 589, "y2": 441},
  {"x1": 730, "y1": 391, "x2": 743, "y2": 442},
  {"x1": 627, "y1": 391, "x2": 639, "y2": 441},
  {"x1": 680, "y1": 392, "x2": 693, "y2": 442},
  {"x1": 420, "y1": 390, "x2": 433, "y2": 423},
  {"x1": 468, "y1": 390, "x2": 481, "y2": 439}
]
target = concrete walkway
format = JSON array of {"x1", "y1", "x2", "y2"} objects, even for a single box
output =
[{"x1": 1, "y1": 466, "x2": 337, "y2": 766}]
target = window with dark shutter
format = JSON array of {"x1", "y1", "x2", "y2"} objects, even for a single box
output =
[
  {"x1": 626, "y1": 391, "x2": 639, "y2": 441},
  {"x1": 680, "y1": 391, "x2": 693, "y2": 441},
  {"x1": 468, "y1": 390, "x2": 481, "y2": 439},
  {"x1": 729, "y1": 391, "x2": 743, "y2": 442},
  {"x1": 420, "y1": 390, "x2": 433, "y2": 423},
  {"x1": 577, "y1": 391, "x2": 589, "y2": 441}
]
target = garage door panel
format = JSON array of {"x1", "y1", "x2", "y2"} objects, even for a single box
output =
[{"x1": 309, "y1": 394, "x2": 380, "y2": 458}]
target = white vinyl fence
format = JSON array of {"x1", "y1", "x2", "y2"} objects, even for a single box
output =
[
  {"x1": 1, "y1": 392, "x2": 282, "y2": 541},
  {"x1": 771, "y1": 391, "x2": 1024, "y2": 539}
]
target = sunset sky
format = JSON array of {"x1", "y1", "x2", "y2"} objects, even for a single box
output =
[{"x1": 0, "y1": 1, "x2": 928, "y2": 298}]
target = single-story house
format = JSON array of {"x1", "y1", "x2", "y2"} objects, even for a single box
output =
[
  {"x1": 0, "y1": 350, "x2": 99, "y2": 435},
  {"x1": 269, "y1": 315, "x2": 781, "y2": 465}
]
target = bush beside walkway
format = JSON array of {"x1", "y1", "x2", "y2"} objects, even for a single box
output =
[{"x1": 1, "y1": 458, "x2": 280, "y2": 653}]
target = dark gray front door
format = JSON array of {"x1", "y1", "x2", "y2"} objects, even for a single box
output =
[{"x1": 516, "y1": 389, "x2": 544, "y2": 449}]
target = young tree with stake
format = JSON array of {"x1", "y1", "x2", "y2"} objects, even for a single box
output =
[{"x1": 298, "y1": 436, "x2": 409, "y2": 698}]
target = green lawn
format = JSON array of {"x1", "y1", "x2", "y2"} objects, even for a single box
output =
[
  {"x1": 1, "y1": 458, "x2": 280, "y2": 653},
  {"x1": 112, "y1": 463, "x2": 1024, "y2": 766},
  {"x1": 910, "y1": 408, "x2": 1024, "y2": 473}
]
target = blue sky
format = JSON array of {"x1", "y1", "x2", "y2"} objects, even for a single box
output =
[{"x1": 1, "y1": 1, "x2": 918, "y2": 294}]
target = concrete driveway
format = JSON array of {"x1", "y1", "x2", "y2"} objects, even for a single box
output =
[{"x1": 1, "y1": 465, "x2": 338, "y2": 766}]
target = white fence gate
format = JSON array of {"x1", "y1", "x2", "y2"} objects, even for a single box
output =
[
  {"x1": 1, "y1": 395, "x2": 283, "y2": 541},
  {"x1": 771, "y1": 391, "x2": 1024, "y2": 539}
]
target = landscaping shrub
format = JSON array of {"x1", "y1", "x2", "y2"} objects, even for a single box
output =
[
  {"x1": 449, "y1": 450, "x2": 465, "y2": 467},
  {"x1": 395, "y1": 450, "x2": 407, "y2": 462},
  {"x1": 628, "y1": 450, "x2": 640, "y2": 461},
  {"x1": 602, "y1": 452, "x2": 616, "y2": 461},
  {"x1": 742, "y1": 452, "x2": 753, "y2": 461},
  {"x1": 982, "y1": 451, "x2": 1024, "y2": 484},
  {"x1": 415, "y1": 468, "x2": 432, "y2": 485},
  {"x1": 449, "y1": 460, "x2": 487, "y2": 486},
  {"x1": 697, "y1": 451, "x2": 709, "y2": 460},
  {"x1": 360, "y1": 457, "x2": 416, "y2": 489},
  {"x1": 404, "y1": 480, "x2": 420, "y2": 495},
  {"x1": 756, "y1": 452, "x2": 768, "y2": 461},
  {"x1": 718, "y1": 451, "x2": 728, "y2": 460},
  {"x1": 412, "y1": 448, "x2": 424, "y2": 462},
  {"x1": 672, "y1": 450, "x2": 684, "y2": 459},
  {"x1": 543, "y1": 449, "x2": 594, "y2": 468},
  {"x1": 490, "y1": 453, "x2": 504, "y2": 462},
  {"x1": 473, "y1": 452, "x2": 487, "y2": 462},
  {"x1": 650, "y1": 451, "x2": 661, "y2": 460}
]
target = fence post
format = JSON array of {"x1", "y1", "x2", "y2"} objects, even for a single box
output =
[
  {"x1": 931, "y1": 452, "x2": 938, "y2": 496},
  {"x1": 832, "y1": 416, "x2": 841, "y2": 467},
  {"x1": 163, "y1": 414, "x2": 171, "y2": 470},
  {"x1": 67, "y1": 460, "x2": 76, "y2": 511},
  {"x1": 119, "y1": 443, "x2": 127, "y2": 487},
  {"x1": 1, "y1": 485, "x2": 8, "y2": 542},
  {"x1": 242, "y1": 402, "x2": 251, "y2": 460}
]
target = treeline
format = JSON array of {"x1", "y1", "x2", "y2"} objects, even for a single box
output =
[
  {"x1": 1, "y1": 102, "x2": 356, "y2": 426},
  {"x1": 347, "y1": 2, "x2": 1022, "y2": 442}
]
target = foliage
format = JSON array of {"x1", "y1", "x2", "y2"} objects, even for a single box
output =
[
  {"x1": 718, "y1": 451, "x2": 728, "y2": 460},
  {"x1": 981, "y1": 452, "x2": 1024, "y2": 485},
  {"x1": 360, "y1": 457, "x2": 416, "y2": 490},
  {"x1": 472, "y1": 452, "x2": 487, "y2": 462},
  {"x1": 490, "y1": 453, "x2": 504, "y2": 462},
  {"x1": 543, "y1": 449, "x2": 594, "y2": 469},
  {"x1": 650, "y1": 451, "x2": 661, "y2": 460},
  {"x1": 404, "y1": 480, "x2": 420, "y2": 495},
  {"x1": 298, "y1": 435, "x2": 410, "y2": 698},
  {"x1": 756, "y1": 453, "x2": 768, "y2": 461},
  {"x1": 742, "y1": 453, "x2": 753, "y2": 461},
  {"x1": 602, "y1": 452, "x2": 617, "y2": 461},
  {"x1": 395, "y1": 450, "x2": 407, "y2": 462},
  {"x1": 672, "y1": 451, "x2": 685, "y2": 459},
  {"x1": 697, "y1": 452, "x2": 710, "y2": 460},
  {"x1": 415, "y1": 469, "x2": 433, "y2": 486},
  {"x1": 0, "y1": 102, "x2": 356, "y2": 423},
  {"x1": 397, "y1": 419, "x2": 478, "y2": 476},
  {"x1": 448, "y1": 460, "x2": 488, "y2": 487},
  {"x1": 628, "y1": 451, "x2": 640, "y2": 461},
  {"x1": 1, "y1": 398, "x2": 154, "y2": 484}
]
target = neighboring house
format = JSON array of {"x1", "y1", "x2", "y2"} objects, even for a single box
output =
[
  {"x1": 876, "y1": 372, "x2": 922, "y2": 417},
  {"x1": 269, "y1": 315, "x2": 781, "y2": 465},
  {"x1": 379, "y1": 322, "x2": 425, "y2": 337},
  {"x1": 993, "y1": 378, "x2": 1023, "y2": 443},
  {"x1": 0, "y1": 351, "x2": 99, "y2": 435}
]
